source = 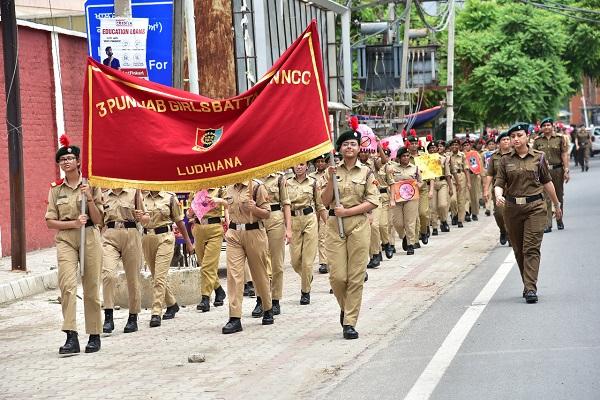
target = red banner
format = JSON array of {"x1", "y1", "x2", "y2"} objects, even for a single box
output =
[
  {"x1": 465, "y1": 150, "x2": 482, "y2": 174},
  {"x1": 83, "y1": 21, "x2": 332, "y2": 191}
]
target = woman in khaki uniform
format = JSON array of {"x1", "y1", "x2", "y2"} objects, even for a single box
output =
[
  {"x1": 575, "y1": 126, "x2": 591, "y2": 172},
  {"x1": 45, "y1": 135, "x2": 104, "y2": 354},
  {"x1": 142, "y1": 191, "x2": 193, "y2": 327},
  {"x1": 483, "y1": 132, "x2": 512, "y2": 245},
  {"x1": 495, "y1": 123, "x2": 562, "y2": 303},
  {"x1": 187, "y1": 187, "x2": 228, "y2": 313},
  {"x1": 387, "y1": 147, "x2": 422, "y2": 255},
  {"x1": 309, "y1": 155, "x2": 331, "y2": 273},
  {"x1": 321, "y1": 129, "x2": 379, "y2": 340},
  {"x1": 429, "y1": 141, "x2": 452, "y2": 235},
  {"x1": 449, "y1": 139, "x2": 471, "y2": 228},
  {"x1": 287, "y1": 162, "x2": 325, "y2": 305}
]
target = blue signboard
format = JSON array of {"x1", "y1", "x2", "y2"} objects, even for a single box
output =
[{"x1": 85, "y1": 0, "x2": 173, "y2": 86}]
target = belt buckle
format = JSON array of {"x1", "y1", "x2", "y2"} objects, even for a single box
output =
[
  {"x1": 115, "y1": 221, "x2": 125, "y2": 229},
  {"x1": 515, "y1": 197, "x2": 526, "y2": 205},
  {"x1": 200, "y1": 218, "x2": 208, "y2": 225},
  {"x1": 294, "y1": 210, "x2": 302, "y2": 217},
  {"x1": 235, "y1": 223, "x2": 246, "y2": 231}
]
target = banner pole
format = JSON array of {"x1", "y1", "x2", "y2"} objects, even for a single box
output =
[
  {"x1": 79, "y1": 178, "x2": 88, "y2": 277},
  {"x1": 329, "y1": 151, "x2": 345, "y2": 239}
]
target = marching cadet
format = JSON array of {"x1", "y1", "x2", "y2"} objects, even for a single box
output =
[
  {"x1": 483, "y1": 138, "x2": 497, "y2": 217},
  {"x1": 406, "y1": 136, "x2": 431, "y2": 247},
  {"x1": 321, "y1": 129, "x2": 379, "y2": 339},
  {"x1": 101, "y1": 188, "x2": 143, "y2": 334},
  {"x1": 142, "y1": 191, "x2": 193, "y2": 327},
  {"x1": 262, "y1": 172, "x2": 291, "y2": 315},
  {"x1": 462, "y1": 139, "x2": 483, "y2": 222},
  {"x1": 483, "y1": 132, "x2": 512, "y2": 245},
  {"x1": 494, "y1": 123, "x2": 562, "y2": 303},
  {"x1": 429, "y1": 141, "x2": 452, "y2": 236},
  {"x1": 387, "y1": 147, "x2": 422, "y2": 255},
  {"x1": 575, "y1": 126, "x2": 591, "y2": 172},
  {"x1": 222, "y1": 180, "x2": 274, "y2": 334},
  {"x1": 532, "y1": 118, "x2": 569, "y2": 232},
  {"x1": 309, "y1": 154, "x2": 330, "y2": 273},
  {"x1": 449, "y1": 139, "x2": 470, "y2": 228},
  {"x1": 287, "y1": 162, "x2": 325, "y2": 304},
  {"x1": 378, "y1": 147, "x2": 394, "y2": 258},
  {"x1": 358, "y1": 150, "x2": 383, "y2": 268},
  {"x1": 187, "y1": 187, "x2": 229, "y2": 313},
  {"x1": 46, "y1": 135, "x2": 103, "y2": 354}
]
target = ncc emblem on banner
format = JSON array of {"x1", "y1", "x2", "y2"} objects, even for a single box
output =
[{"x1": 193, "y1": 127, "x2": 223, "y2": 152}]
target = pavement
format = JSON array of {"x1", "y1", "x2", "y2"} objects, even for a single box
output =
[{"x1": 0, "y1": 201, "x2": 501, "y2": 399}]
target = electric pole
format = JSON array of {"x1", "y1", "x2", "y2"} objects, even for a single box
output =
[
  {"x1": 399, "y1": 0, "x2": 412, "y2": 133},
  {"x1": 445, "y1": 0, "x2": 455, "y2": 141}
]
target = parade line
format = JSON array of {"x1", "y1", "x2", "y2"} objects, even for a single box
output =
[{"x1": 404, "y1": 251, "x2": 516, "y2": 400}]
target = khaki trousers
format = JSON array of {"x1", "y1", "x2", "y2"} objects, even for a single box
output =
[
  {"x1": 290, "y1": 214, "x2": 317, "y2": 293},
  {"x1": 142, "y1": 232, "x2": 177, "y2": 316},
  {"x1": 492, "y1": 193, "x2": 507, "y2": 235},
  {"x1": 56, "y1": 227, "x2": 102, "y2": 334},
  {"x1": 391, "y1": 199, "x2": 419, "y2": 245},
  {"x1": 451, "y1": 173, "x2": 467, "y2": 222},
  {"x1": 417, "y1": 182, "x2": 430, "y2": 235},
  {"x1": 327, "y1": 215, "x2": 370, "y2": 327},
  {"x1": 369, "y1": 206, "x2": 381, "y2": 256},
  {"x1": 545, "y1": 168, "x2": 564, "y2": 228},
  {"x1": 468, "y1": 173, "x2": 482, "y2": 216},
  {"x1": 379, "y1": 194, "x2": 390, "y2": 245},
  {"x1": 388, "y1": 207, "x2": 396, "y2": 246},
  {"x1": 317, "y1": 212, "x2": 328, "y2": 265},
  {"x1": 504, "y1": 200, "x2": 547, "y2": 292},
  {"x1": 225, "y1": 228, "x2": 272, "y2": 318},
  {"x1": 264, "y1": 210, "x2": 285, "y2": 300},
  {"x1": 430, "y1": 179, "x2": 449, "y2": 228},
  {"x1": 102, "y1": 227, "x2": 142, "y2": 313},
  {"x1": 193, "y1": 223, "x2": 224, "y2": 297}
]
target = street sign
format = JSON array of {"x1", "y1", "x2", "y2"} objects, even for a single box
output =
[{"x1": 85, "y1": 0, "x2": 173, "y2": 86}]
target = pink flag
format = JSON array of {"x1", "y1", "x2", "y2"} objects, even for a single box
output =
[{"x1": 191, "y1": 190, "x2": 216, "y2": 220}]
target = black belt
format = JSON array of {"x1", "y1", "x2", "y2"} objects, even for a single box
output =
[
  {"x1": 550, "y1": 164, "x2": 564, "y2": 170},
  {"x1": 228, "y1": 221, "x2": 261, "y2": 231},
  {"x1": 505, "y1": 193, "x2": 543, "y2": 205},
  {"x1": 144, "y1": 224, "x2": 172, "y2": 234},
  {"x1": 195, "y1": 216, "x2": 222, "y2": 224},
  {"x1": 379, "y1": 188, "x2": 388, "y2": 194},
  {"x1": 270, "y1": 204, "x2": 281, "y2": 211},
  {"x1": 292, "y1": 206, "x2": 314, "y2": 217},
  {"x1": 85, "y1": 220, "x2": 94, "y2": 227},
  {"x1": 328, "y1": 209, "x2": 336, "y2": 217},
  {"x1": 468, "y1": 170, "x2": 477, "y2": 174},
  {"x1": 435, "y1": 176, "x2": 446, "y2": 181},
  {"x1": 106, "y1": 220, "x2": 137, "y2": 229}
]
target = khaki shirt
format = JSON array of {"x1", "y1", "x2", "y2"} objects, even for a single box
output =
[
  {"x1": 323, "y1": 160, "x2": 379, "y2": 209},
  {"x1": 262, "y1": 173, "x2": 291, "y2": 207},
  {"x1": 386, "y1": 162, "x2": 420, "y2": 183},
  {"x1": 102, "y1": 188, "x2": 138, "y2": 223},
  {"x1": 576, "y1": 130, "x2": 590, "y2": 146},
  {"x1": 533, "y1": 133, "x2": 566, "y2": 166},
  {"x1": 143, "y1": 191, "x2": 184, "y2": 228},
  {"x1": 495, "y1": 147, "x2": 552, "y2": 197},
  {"x1": 191, "y1": 187, "x2": 225, "y2": 219},
  {"x1": 45, "y1": 175, "x2": 103, "y2": 222},
  {"x1": 286, "y1": 175, "x2": 325, "y2": 212},
  {"x1": 486, "y1": 151, "x2": 510, "y2": 178},
  {"x1": 440, "y1": 154, "x2": 452, "y2": 177},
  {"x1": 449, "y1": 152, "x2": 467, "y2": 174},
  {"x1": 224, "y1": 180, "x2": 270, "y2": 224}
]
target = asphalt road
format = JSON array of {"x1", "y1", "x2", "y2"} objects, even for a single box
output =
[{"x1": 330, "y1": 158, "x2": 600, "y2": 400}]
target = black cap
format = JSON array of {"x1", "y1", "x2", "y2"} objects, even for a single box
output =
[
  {"x1": 397, "y1": 147, "x2": 409, "y2": 157},
  {"x1": 335, "y1": 130, "x2": 361, "y2": 151},
  {"x1": 496, "y1": 131, "x2": 509, "y2": 143},
  {"x1": 407, "y1": 136, "x2": 418, "y2": 143},
  {"x1": 540, "y1": 117, "x2": 554, "y2": 125},
  {"x1": 507, "y1": 123, "x2": 530, "y2": 135}
]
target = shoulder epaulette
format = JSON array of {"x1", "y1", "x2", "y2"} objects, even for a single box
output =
[
  {"x1": 50, "y1": 178, "x2": 63, "y2": 187},
  {"x1": 252, "y1": 178, "x2": 264, "y2": 185}
]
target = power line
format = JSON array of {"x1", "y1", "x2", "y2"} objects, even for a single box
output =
[{"x1": 520, "y1": 0, "x2": 600, "y2": 24}]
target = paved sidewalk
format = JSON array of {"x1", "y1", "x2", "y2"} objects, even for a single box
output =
[
  {"x1": 0, "y1": 247, "x2": 58, "y2": 303},
  {"x1": 0, "y1": 216, "x2": 500, "y2": 400}
]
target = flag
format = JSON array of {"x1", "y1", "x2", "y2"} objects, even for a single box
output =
[{"x1": 83, "y1": 20, "x2": 332, "y2": 191}]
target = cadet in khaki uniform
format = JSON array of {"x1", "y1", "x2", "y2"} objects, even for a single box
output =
[
  {"x1": 575, "y1": 126, "x2": 591, "y2": 172},
  {"x1": 45, "y1": 136, "x2": 103, "y2": 354},
  {"x1": 101, "y1": 188, "x2": 143, "y2": 334},
  {"x1": 462, "y1": 140, "x2": 483, "y2": 221},
  {"x1": 142, "y1": 191, "x2": 193, "y2": 327},
  {"x1": 377, "y1": 148, "x2": 394, "y2": 259},
  {"x1": 187, "y1": 187, "x2": 228, "y2": 313},
  {"x1": 387, "y1": 147, "x2": 422, "y2": 255},
  {"x1": 495, "y1": 123, "x2": 562, "y2": 304},
  {"x1": 358, "y1": 151, "x2": 383, "y2": 268},
  {"x1": 262, "y1": 172, "x2": 291, "y2": 315},
  {"x1": 222, "y1": 180, "x2": 274, "y2": 334},
  {"x1": 429, "y1": 141, "x2": 452, "y2": 235},
  {"x1": 449, "y1": 139, "x2": 470, "y2": 228},
  {"x1": 287, "y1": 162, "x2": 325, "y2": 304},
  {"x1": 321, "y1": 129, "x2": 379, "y2": 340},
  {"x1": 309, "y1": 154, "x2": 330, "y2": 274},
  {"x1": 406, "y1": 136, "x2": 432, "y2": 246},
  {"x1": 533, "y1": 117, "x2": 570, "y2": 232},
  {"x1": 483, "y1": 138, "x2": 497, "y2": 216},
  {"x1": 483, "y1": 132, "x2": 512, "y2": 245}
]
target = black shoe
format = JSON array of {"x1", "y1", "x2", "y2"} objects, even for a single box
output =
[
  {"x1": 544, "y1": 227, "x2": 552, "y2": 234},
  {"x1": 364, "y1": 272, "x2": 368, "y2": 282},
  {"x1": 340, "y1": 310, "x2": 344, "y2": 327},
  {"x1": 343, "y1": 325, "x2": 359, "y2": 340},
  {"x1": 214, "y1": 286, "x2": 226, "y2": 307},
  {"x1": 586, "y1": 166, "x2": 589, "y2": 171},
  {"x1": 499, "y1": 233, "x2": 507, "y2": 245},
  {"x1": 123, "y1": 313, "x2": 138, "y2": 333},
  {"x1": 197, "y1": 295, "x2": 210, "y2": 312},
  {"x1": 300, "y1": 292, "x2": 310, "y2": 305},
  {"x1": 557, "y1": 220, "x2": 564, "y2": 230},
  {"x1": 102, "y1": 309, "x2": 114, "y2": 334},
  {"x1": 367, "y1": 255, "x2": 380, "y2": 269},
  {"x1": 375, "y1": 252, "x2": 383, "y2": 263},
  {"x1": 318, "y1": 264, "x2": 329, "y2": 274},
  {"x1": 262, "y1": 309, "x2": 274, "y2": 325},
  {"x1": 479, "y1": 198, "x2": 485, "y2": 208},
  {"x1": 384, "y1": 244, "x2": 394, "y2": 259},
  {"x1": 251, "y1": 297, "x2": 263, "y2": 318},
  {"x1": 426, "y1": 226, "x2": 431, "y2": 238},
  {"x1": 457, "y1": 222, "x2": 464, "y2": 228},
  {"x1": 485, "y1": 210, "x2": 491, "y2": 217},
  {"x1": 441, "y1": 222, "x2": 450, "y2": 232},
  {"x1": 402, "y1": 236, "x2": 408, "y2": 251},
  {"x1": 451, "y1": 215, "x2": 458, "y2": 226},
  {"x1": 330, "y1": 288, "x2": 334, "y2": 294},
  {"x1": 243, "y1": 282, "x2": 251, "y2": 297},
  {"x1": 413, "y1": 242, "x2": 421, "y2": 249},
  {"x1": 472, "y1": 214, "x2": 478, "y2": 221},
  {"x1": 85, "y1": 334, "x2": 101, "y2": 353},
  {"x1": 391, "y1": 245, "x2": 396, "y2": 254},
  {"x1": 465, "y1": 213, "x2": 472, "y2": 222},
  {"x1": 247, "y1": 282, "x2": 256, "y2": 297},
  {"x1": 525, "y1": 290, "x2": 538, "y2": 304},
  {"x1": 272, "y1": 299, "x2": 281, "y2": 315},
  {"x1": 59, "y1": 331, "x2": 80, "y2": 355},
  {"x1": 407, "y1": 245, "x2": 414, "y2": 255},
  {"x1": 421, "y1": 234, "x2": 429, "y2": 245},
  {"x1": 163, "y1": 303, "x2": 180, "y2": 320},
  {"x1": 432, "y1": 228, "x2": 439, "y2": 236},
  {"x1": 149, "y1": 315, "x2": 161, "y2": 327},
  {"x1": 222, "y1": 318, "x2": 243, "y2": 334}
]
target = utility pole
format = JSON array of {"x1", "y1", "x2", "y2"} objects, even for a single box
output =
[
  {"x1": 445, "y1": 0, "x2": 455, "y2": 141},
  {"x1": 114, "y1": 0, "x2": 132, "y2": 17},
  {"x1": 581, "y1": 83, "x2": 590, "y2": 128},
  {"x1": 1, "y1": 1, "x2": 26, "y2": 270},
  {"x1": 172, "y1": 0, "x2": 184, "y2": 89},
  {"x1": 399, "y1": 0, "x2": 412, "y2": 132},
  {"x1": 184, "y1": 0, "x2": 199, "y2": 94}
]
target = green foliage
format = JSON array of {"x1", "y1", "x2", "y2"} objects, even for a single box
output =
[{"x1": 564, "y1": 0, "x2": 600, "y2": 81}]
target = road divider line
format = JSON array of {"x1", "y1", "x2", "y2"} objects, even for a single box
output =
[{"x1": 404, "y1": 252, "x2": 515, "y2": 400}]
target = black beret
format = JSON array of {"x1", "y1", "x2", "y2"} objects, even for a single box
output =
[
  {"x1": 407, "y1": 136, "x2": 418, "y2": 143},
  {"x1": 312, "y1": 153, "x2": 329, "y2": 162},
  {"x1": 397, "y1": 147, "x2": 409, "y2": 157},
  {"x1": 335, "y1": 130, "x2": 361, "y2": 151},
  {"x1": 427, "y1": 141, "x2": 437, "y2": 150},
  {"x1": 540, "y1": 117, "x2": 554, "y2": 125},
  {"x1": 450, "y1": 138, "x2": 461, "y2": 146},
  {"x1": 436, "y1": 140, "x2": 446, "y2": 146},
  {"x1": 507, "y1": 123, "x2": 530, "y2": 135},
  {"x1": 496, "y1": 131, "x2": 509, "y2": 143},
  {"x1": 55, "y1": 145, "x2": 80, "y2": 163}
]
